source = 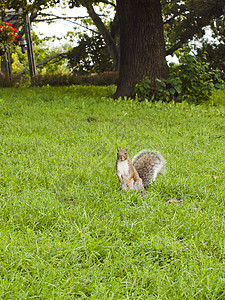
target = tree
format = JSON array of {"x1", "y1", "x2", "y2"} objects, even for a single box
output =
[
  {"x1": 196, "y1": 43, "x2": 225, "y2": 81},
  {"x1": 114, "y1": 0, "x2": 169, "y2": 98},
  {"x1": 163, "y1": 0, "x2": 225, "y2": 55},
  {"x1": 67, "y1": 33, "x2": 113, "y2": 74}
]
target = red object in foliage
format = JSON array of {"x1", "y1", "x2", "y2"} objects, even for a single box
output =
[
  {"x1": 0, "y1": 21, "x2": 18, "y2": 42},
  {"x1": 0, "y1": 21, "x2": 19, "y2": 54}
]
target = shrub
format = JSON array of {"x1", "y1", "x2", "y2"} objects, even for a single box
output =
[
  {"x1": 0, "y1": 72, "x2": 119, "y2": 88},
  {"x1": 197, "y1": 42, "x2": 225, "y2": 81},
  {"x1": 34, "y1": 72, "x2": 119, "y2": 87},
  {"x1": 135, "y1": 48, "x2": 225, "y2": 104}
]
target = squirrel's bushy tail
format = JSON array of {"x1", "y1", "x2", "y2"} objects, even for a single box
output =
[{"x1": 132, "y1": 149, "x2": 166, "y2": 187}]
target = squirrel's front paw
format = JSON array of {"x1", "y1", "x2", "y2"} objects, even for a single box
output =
[
  {"x1": 121, "y1": 183, "x2": 128, "y2": 191},
  {"x1": 126, "y1": 180, "x2": 131, "y2": 187}
]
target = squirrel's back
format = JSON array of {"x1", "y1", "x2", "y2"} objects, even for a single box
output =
[{"x1": 132, "y1": 150, "x2": 166, "y2": 187}]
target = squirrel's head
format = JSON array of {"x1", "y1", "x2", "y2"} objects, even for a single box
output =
[{"x1": 117, "y1": 146, "x2": 128, "y2": 161}]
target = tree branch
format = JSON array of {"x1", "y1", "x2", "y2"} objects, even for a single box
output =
[
  {"x1": 166, "y1": 0, "x2": 225, "y2": 55},
  {"x1": 99, "y1": 0, "x2": 116, "y2": 8},
  {"x1": 86, "y1": 4, "x2": 119, "y2": 70},
  {"x1": 38, "y1": 13, "x2": 89, "y2": 20},
  {"x1": 34, "y1": 12, "x2": 98, "y2": 34}
]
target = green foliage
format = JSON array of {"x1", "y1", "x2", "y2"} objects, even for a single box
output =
[
  {"x1": 162, "y1": 0, "x2": 225, "y2": 51},
  {"x1": 134, "y1": 77, "x2": 152, "y2": 102},
  {"x1": 197, "y1": 42, "x2": 225, "y2": 81},
  {"x1": 136, "y1": 48, "x2": 225, "y2": 104},
  {"x1": 0, "y1": 0, "x2": 60, "y2": 15},
  {"x1": 11, "y1": 32, "x2": 70, "y2": 77},
  {"x1": 67, "y1": 33, "x2": 113, "y2": 74},
  {"x1": 0, "y1": 86, "x2": 224, "y2": 298},
  {"x1": 67, "y1": 0, "x2": 107, "y2": 8}
]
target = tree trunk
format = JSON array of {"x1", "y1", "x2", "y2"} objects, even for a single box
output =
[{"x1": 114, "y1": 0, "x2": 169, "y2": 99}]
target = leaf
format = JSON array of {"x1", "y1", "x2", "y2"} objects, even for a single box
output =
[
  {"x1": 169, "y1": 88, "x2": 176, "y2": 94},
  {"x1": 168, "y1": 199, "x2": 182, "y2": 204}
]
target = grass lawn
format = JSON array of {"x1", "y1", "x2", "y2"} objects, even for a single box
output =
[{"x1": 0, "y1": 86, "x2": 224, "y2": 299}]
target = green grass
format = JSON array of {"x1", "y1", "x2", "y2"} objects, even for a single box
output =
[{"x1": 0, "y1": 85, "x2": 224, "y2": 299}]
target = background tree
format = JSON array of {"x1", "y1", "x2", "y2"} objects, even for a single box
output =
[
  {"x1": 12, "y1": 32, "x2": 70, "y2": 77},
  {"x1": 195, "y1": 10, "x2": 225, "y2": 81},
  {"x1": 163, "y1": 0, "x2": 225, "y2": 55},
  {"x1": 197, "y1": 43, "x2": 225, "y2": 81},
  {"x1": 67, "y1": 33, "x2": 113, "y2": 74}
]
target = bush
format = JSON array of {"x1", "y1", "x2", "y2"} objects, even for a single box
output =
[
  {"x1": 197, "y1": 42, "x2": 225, "y2": 81},
  {"x1": 135, "y1": 48, "x2": 225, "y2": 104},
  {"x1": 34, "y1": 72, "x2": 119, "y2": 87},
  {"x1": 0, "y1": 72, "x2": 119, "y2": 88}
]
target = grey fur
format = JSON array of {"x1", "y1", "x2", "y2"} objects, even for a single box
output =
[{"x1": 132, "y1": 149, "x2": 166, "y2": 187}]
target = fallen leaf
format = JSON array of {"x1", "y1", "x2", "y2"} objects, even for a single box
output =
[{"x1": 168, "y1": 199, "x2": 182, "y2": 204}]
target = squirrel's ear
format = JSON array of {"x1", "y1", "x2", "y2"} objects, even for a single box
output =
[
  {"x1": 125, "y1": 146, "x2": 128, "y2": 152},
  {"x1": 117, "y1": 146, "x2": 120, "y2": 152}
]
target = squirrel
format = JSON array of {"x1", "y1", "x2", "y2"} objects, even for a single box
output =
[
  {"x1": 116, "y1": 146, "x2": 144, "y2": 192},
  {"x1": 116, "y1": 146, "x2": 166, "y2": 192}
]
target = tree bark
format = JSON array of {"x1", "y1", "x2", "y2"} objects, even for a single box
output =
[{"x1": 114, "y1": 0, "x2": 169, "y2": 99}]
